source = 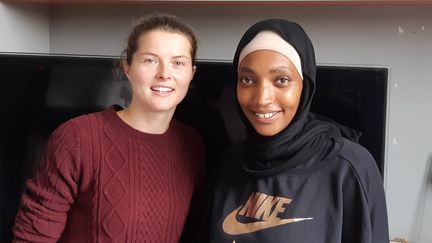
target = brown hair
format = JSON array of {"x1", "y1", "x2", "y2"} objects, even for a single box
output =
[{"x1": 121, "y1": 13, "x2": 198, "y2": 66}]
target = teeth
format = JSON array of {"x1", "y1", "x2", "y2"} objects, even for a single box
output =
[
  {"x1": 152, "y1": 86, "x2": 173, "y2": 92},
  {"x1": 255, "y1": 112, "x2": 278, "y2": 119}
]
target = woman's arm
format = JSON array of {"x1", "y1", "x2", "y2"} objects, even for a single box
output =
[{"x1": 13, "y1": 120, "x2": 82, "y2": 242}]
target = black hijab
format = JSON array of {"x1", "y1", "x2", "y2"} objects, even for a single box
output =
[{"x1": 233, "y1": 19, "x2": 360, "y2": 176}]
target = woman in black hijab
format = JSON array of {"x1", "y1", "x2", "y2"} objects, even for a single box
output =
[{"x1": 206, "y1": 18, "x2": 389, "y2": 243}]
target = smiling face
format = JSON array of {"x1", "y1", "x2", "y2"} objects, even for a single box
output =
[
  {"x1": 237, "y1": 50, "x2": 303, "y2": 136},
  {"x1": 123, "y1": 30, "x2": 196, "y2": 114}
]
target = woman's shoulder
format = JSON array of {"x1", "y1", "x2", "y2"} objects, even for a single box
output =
[
  {"x1": 50, "y1": 107, "x2": 111, "y2": 141},
  {"x1": 335, "y1": 137, "x2": 383, "y2": 184},
  {"x1": 70, "y1": 106, "x2": 115, "y2": 125},
  {"x1": 171, "y1": 119, "x2": 202, "y2": 140},
  {"x1": 337, "y1": 137, "x2": 376, "y2": 167},
  {"x1": 171, "y1": 120, "x2": 205, "y2": 155}
]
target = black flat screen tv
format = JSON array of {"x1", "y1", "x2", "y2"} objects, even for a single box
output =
[{"x1": 0, "y1": 54, "x2": 387, "y2": 242}]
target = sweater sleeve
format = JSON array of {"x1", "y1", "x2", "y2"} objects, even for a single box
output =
[
  {"x1": 341, "y1": 141, "x2": 389, "y2": 243},
  {"x1": 13, "y1": 120, "x2": 82, "y2": 242}
]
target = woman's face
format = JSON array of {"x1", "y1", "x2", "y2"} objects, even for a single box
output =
[
  {"x1": 124, "y1": 30, "x2": 196, "y2": 114},
  {"x1": 237, "y1": 50, "x2": 303, "y2": 136}
]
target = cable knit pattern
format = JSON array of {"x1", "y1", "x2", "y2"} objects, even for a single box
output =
[
  {"x1": 101, "y1": 126, "x2": 128, "y2": 241},
  {"x1": 13, "y1": 105, "x2": 205, "y2": 243}
]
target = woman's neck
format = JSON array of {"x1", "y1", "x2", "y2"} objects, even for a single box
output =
[{"x1": 117, "y1": 104, "x2": 174, "y2": 134}]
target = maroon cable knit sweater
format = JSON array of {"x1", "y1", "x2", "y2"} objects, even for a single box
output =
[{"x1": 13, "y1": 105, "x2": 205, "y2": 243}]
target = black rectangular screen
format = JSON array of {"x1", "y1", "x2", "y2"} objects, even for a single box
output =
[{"x1": 0, "y1": 54, "x2": 387, "y2": 242}]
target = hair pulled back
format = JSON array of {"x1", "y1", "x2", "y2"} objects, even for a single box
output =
[{"x1": 121, "y1": 13, "x2": 198, "y2": 66}]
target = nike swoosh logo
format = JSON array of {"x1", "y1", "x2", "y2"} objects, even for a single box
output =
[{"x1": 223, "y1": 206, "x2": 313, "y2": 235}]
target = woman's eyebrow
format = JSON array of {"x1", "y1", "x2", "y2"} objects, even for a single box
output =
[
  {"x1": 172, "y1": 55, "x2": 191, "y2": 60},
  {"x1": 137, "y1": 52, "x2": 157, "y2": 57},
  {"x1": 238, "y1": 66, "x2": 255, "y2": 74},
  {"x1": 269, "y1": 66, "x2": 291, "y2": 73}
]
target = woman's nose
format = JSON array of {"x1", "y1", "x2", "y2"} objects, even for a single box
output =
[
  {"x1": 157, "y1": 62, "x2": 171, "y2": 80},
  {"x1": 254, "y1": 82, "x2": 273, "y2": 106}
]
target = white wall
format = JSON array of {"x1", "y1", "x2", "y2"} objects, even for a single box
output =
[
  {"x1": 0, "y1": 2, "x2": 49, "y2": 53},
  {"x1": 4, "y1": 3, "x2": 432, "y2": 242}
]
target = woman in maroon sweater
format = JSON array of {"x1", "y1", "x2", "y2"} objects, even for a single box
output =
[{"x1": 13, "y1": 13, "x2": 204, "y2": 242}]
